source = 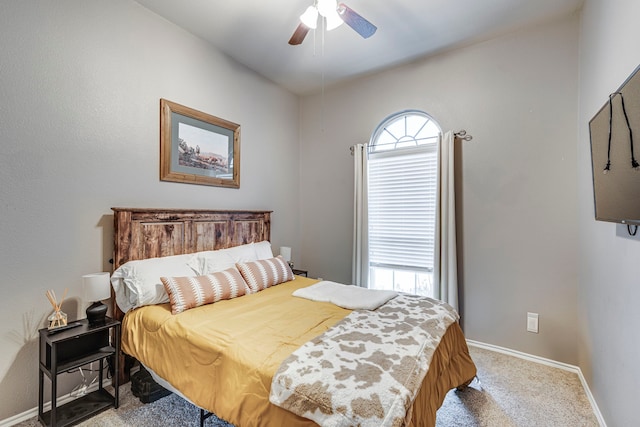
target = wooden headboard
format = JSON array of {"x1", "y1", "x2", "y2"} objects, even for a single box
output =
[
  {"x1": 111, "y1": 207, "x2": 271, "y2": 316},
  {"x1": 111, "y1": 207, "x2": 271, "y2": 384}
]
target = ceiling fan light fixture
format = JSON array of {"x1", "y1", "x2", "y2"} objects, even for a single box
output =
[
  {"x1": 289, "y1": 0, "x2": 373, "y2": 45},
  {"x1": 299, "y1": 5, "x2": 319, "y2": 29},
  {"x1": 316, "y1": 0, "x2": 336, "y2": 16},
  {"x1": 324, "y1": 10, "x2": 344, "y2": 31}
]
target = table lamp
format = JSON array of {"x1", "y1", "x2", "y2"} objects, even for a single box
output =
[
  {"x1": 280, "y1": 246, "x2": 293, "y2": 268},
  {"x1": 83, "y1": 272, "x2": 111, "y2": 325}
]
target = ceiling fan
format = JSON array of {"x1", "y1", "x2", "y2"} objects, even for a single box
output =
[{"x1": 289, "y1": 0, "x2": 377, "y2": 45}]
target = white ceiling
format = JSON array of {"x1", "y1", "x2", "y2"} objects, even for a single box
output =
[{"x1": 135, "y1": 0, "x2": 583, "y2": 95}]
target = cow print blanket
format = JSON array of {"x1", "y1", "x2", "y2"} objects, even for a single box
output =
[{"x1": 269, "y1": 294, "x2": 459, "y2": 427}]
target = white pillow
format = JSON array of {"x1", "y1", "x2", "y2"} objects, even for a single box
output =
[
  {"x1": 221, "y1": 242, "x2": 260, "y2": 262},
  {"x1": 186, "y1": 249, "x2": 237, "y2": 276},
  {"x1": 111, "y1": 253, "x2": 197, "y2": 313},
  {"x1": 188, "y1": 241, "x2": 272, "y2": 275},
  {"x1": 254, "y1": 240, "x2": 274, "y2": 260}
]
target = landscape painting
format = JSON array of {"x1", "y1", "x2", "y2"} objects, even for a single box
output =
[
  {"x1": 178, "y1": 122, "x2": 230, "y2": 176},
  {"x1": 160, "y1": 99, "x2": 240, "y2": 188}
]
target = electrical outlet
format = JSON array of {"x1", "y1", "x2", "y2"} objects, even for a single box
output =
[{"x1": 527, "y1": 312, "x2": 539, "y2": 333}]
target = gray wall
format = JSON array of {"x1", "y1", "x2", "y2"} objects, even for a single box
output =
[
  {"x1": 3, "y1": 0, "x2": 639, "y2": 425},
  {"x1": 578, "y1": 0, "x2": 640, "y2": 425},
  {"x1": 299, "y1": 15, "x2": 581, "y2": 365},
  {"x1": 0, "y1": 0, "x2": 299, "y2": 420}
]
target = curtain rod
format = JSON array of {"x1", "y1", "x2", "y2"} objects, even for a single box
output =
[
  {"x1": 349, "y1": 129, "x2": 472, "y2": 154},
  {"x1": 454, "y1": 130, "x2": 473, "y2": 141}
]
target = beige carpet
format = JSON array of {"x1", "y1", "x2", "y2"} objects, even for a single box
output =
[
  {"x1": 436, "y1": 345, "x2": 599, "y2": 426},
  {"x1": 18, "y1": 345, "x2": 599, "y2": 426}
]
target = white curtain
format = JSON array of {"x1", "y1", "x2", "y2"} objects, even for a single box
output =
[
  {"x1": 433, "y1": 131, "x2": 459, "y2": 310},
  {"x1": 352, "y1": 144, "x2": 369, "y2": 287}
]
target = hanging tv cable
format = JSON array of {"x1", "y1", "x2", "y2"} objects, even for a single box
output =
[{"x1": 604, "y1": 92, "x2": 640, "y2": 174}]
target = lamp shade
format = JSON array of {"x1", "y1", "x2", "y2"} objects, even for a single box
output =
[
  {"x1": 82, "y1": 272, "x2": 111, "y2": 302},
  {"x1": 300, "y1": 5, "x2": 318, "y2": 29},
  {"x1": 279, "y1": 246, "x2": 292, "y2": 262},
  {"x1": 324, "y1": 10, "x2": 344, "y2": 31},
  {"x1": 317, "y1": 0, "x2": 343, "y2": 31},
  {"x1": 317, "y1": 0, "x2": 337, "y2": 17}
]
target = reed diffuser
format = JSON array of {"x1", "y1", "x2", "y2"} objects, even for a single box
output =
[{"x1": 46, "y1": 288, "x2": 68, "y2": 330}]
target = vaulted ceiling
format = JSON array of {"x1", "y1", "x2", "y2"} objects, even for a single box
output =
[{"x1": 135, "y1": 0, "x2": 584, "y2": 95}]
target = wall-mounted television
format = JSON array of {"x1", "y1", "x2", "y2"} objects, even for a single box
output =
[{"x1": 589, "y1": 63, "x2": 640, "y2": 226}]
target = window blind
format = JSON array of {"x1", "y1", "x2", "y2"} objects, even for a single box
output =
[{"x1": 368, "y1": 145, "x2": 437, "y2": 272}]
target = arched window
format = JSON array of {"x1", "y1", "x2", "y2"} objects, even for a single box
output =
[{"x1": 367, "y1": 110, "x2": 441, "y2": 296}]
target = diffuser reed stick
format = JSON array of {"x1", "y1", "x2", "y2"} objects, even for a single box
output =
[{"x1": 46, "y1": 288, "x2": 68, "y2": 329}]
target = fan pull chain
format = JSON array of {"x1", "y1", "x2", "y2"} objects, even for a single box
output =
[{"x1": 320, "y1": 15, "x2": 326, "y2": 132}]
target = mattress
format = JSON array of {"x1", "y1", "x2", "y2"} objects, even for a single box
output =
[{"x1": 121, "y1": 276, "x2": 476, "y2": 426}]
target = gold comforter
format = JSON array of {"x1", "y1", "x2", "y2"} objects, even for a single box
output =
[{"x1": 121, "y1": 277, "x2": 476, "y2": 426}]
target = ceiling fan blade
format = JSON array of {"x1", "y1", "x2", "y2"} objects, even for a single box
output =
[
  {"x1": 288, "y1": 23, "x2": 310, "y2": 45},
  {"x1": 338, "y1": 3, "x2": 377, "y2": 39}
]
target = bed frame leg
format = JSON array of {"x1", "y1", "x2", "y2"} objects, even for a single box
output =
[
  {"x1": 456, "y1": 375, "x2": 478, "y2": 391},
  {"x1": 200, "y1": 408, "x2": 214, "y2": 427}
]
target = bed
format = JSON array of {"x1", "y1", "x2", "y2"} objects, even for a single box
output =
[{"x1": 111, "y1": 207, "x2": 477, "y2": 427}]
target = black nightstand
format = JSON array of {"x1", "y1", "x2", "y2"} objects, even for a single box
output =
[
  {"x1": 38, "y1": 317, "x2": 120, "y2": 427},
  {"x1": 292, "y1": 268, "x2": 308, "y2": 277}
]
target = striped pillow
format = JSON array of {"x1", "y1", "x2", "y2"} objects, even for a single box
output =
[
  {"x1": 236, "y1": 255, "x2": 294, "y2": 292},
  {"x1": 161, "y1": 267, "x2": 249, "y2": 314}
]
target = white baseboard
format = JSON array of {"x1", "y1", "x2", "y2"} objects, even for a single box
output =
[
  {"x1": 467, "y1": 340, "x2": 607, "y2": 427},
  {"x1": 2, "y1": 342, "x2": 608, "y2": 427},
  {"x1": 0, "y1": 379, "x2": 112, "y2": 427}
]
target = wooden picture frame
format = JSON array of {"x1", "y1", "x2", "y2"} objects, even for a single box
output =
[{"x1": 160, "y1": 99, "x2": 240, "y2": 188}]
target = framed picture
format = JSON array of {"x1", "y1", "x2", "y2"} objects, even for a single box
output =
[{"x1": 160, "y1": 99, "x2": 240, "y2": 188}]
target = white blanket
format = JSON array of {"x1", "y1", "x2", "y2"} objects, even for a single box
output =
[{"x1": 292, "y1": 280, "x2": 397, "y2": 310}]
